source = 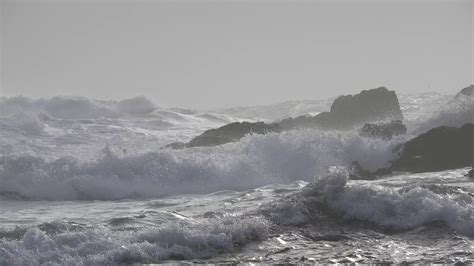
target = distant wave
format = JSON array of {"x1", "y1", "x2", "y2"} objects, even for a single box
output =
[
  {"x1": 0, "y1": 96, "x2": 118, "y2": 120},
  {"x1": 0, "y1": 96, "x2": 239, "y2": 144},
  {"x1": 0, "y1": 130, "x2": 402, "y2": 201}
]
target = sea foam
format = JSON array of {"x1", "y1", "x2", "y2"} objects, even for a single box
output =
[
  {"x1": 0, "y1": 216, "x2": 268, "y2": 264},
  {"x1": 265, "y1": 168, "x2": 474, "y2": 237}
]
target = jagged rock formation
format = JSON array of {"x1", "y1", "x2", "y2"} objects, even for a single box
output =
[
  {"x1": 390, "y1": 123, "x2": 473, "y2": 173},
  {"x1": 359, "y1": 120, "x2": 407, "y2": 140},
  {"x1": 166, "y1": 87, "x2": 404, "y2": 148}
]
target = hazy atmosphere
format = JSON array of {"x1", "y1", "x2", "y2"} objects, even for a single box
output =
[
  {"x1": 1, "y1": 0, "x2": 472, "y2": 108},
  {"x1": 0, "y1": 1, "x2": 474, "y2": 264}
]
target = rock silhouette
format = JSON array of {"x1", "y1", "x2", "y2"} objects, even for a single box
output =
[
  {"x1": 390, "y1": 123, "x2": 473, "y2": 173},
  {"x1": 281, "y1": 87, "x2": 403, "y2": 130},
  {"x1": 166, "y1": 87, "x2": 403, "y2": 148},
  {"x1": 187, "y1": 122, "x2": 281, "y2": 148}
]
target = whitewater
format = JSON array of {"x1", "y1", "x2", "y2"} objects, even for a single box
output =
[{"x1": 0, "y1": 92, "x2": 473, "y2": 264}]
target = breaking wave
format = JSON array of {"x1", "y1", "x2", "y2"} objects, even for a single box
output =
[
  {"x1": 264, "y1": 167, "x2": 474, "y2": 237},
  {"x1": 0, "y1": 130, "x2": 402, "y2": 201},
  {"x1": 0, "y1": 216, "x2": 268, "y2": 264}
]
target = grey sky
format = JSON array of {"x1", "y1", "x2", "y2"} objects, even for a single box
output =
[{"x1": 1, "y1": 0, "x2": 472, "y2": 108}]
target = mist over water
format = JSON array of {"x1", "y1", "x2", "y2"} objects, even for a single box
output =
[{"x1": 2, "y1": 0, "x2": 472, "y2": 262}]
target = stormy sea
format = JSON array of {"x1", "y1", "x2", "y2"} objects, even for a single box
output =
[{"x1": 0, "y1": 86, "x2": 473, "y2": 264}]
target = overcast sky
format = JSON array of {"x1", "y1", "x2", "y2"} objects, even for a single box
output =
[{"x1": 1, "y1": 0, "x2": 472, "y2": 108}]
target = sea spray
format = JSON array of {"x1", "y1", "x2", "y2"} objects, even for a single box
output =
[{"x1": 0, "y1": 130, "x2": 401, "y2": 200}]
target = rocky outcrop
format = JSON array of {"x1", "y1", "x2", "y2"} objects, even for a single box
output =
[
  {"x1": 349, "y1": 123, "x2": 473, "y2": 179},
  {"x1": 165, "y1": 87, "x2": 404, "y2": 148},
  {"x1": 167, "y1": 122, "x2": 281, "y2": 148},
  {"x1": 187, "y1": 121, "x2": 281, "y2": 147},
  {"x1": 325, "y1": 87, "x2": 403, "y2": 129},
  {"x1": 280, "y1": 87, "x2": 403, "y2": 130},
  {"x1": 359, "y1": 120, "x2": 407, "y2": 140},
  {"x1": 390, "y1": 123, "x2": 473, "y2": 173}
]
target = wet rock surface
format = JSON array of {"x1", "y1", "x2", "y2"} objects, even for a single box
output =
[
  {"x1": 359, "y1": 120, "x2": 407, "y2": 140},
  {"x1": 390, "y1": 123, "x2": 474, "y2": 173}
]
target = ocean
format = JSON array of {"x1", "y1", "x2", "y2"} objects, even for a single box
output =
[{"x1": 0, "y1": 92, "x2": 472, "y2": 264}]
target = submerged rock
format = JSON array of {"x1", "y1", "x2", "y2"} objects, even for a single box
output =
[
  {"x1": 359, "y1": 120, "x2": 407, "y2": 140},
  {"x1": 390, "y1": 123, "x2": 474, "y2": 173}
]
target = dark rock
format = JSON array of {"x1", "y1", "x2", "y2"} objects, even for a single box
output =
[
  {"x1": 390, "y1": 123, "x2": 474, "y2": 173},
  {"x1": 186, "y1": 121, "x2": 281, "y2": 148},
  {"x1": 165, "y1": 87, "x2": 404, "y2": 148},
  {"x1": 325, "y1": 87, "x2": 403, "y2": 129},
  {"x1": 455, "y1": 85, "x2": 474, "y2": 98},
  {"x1": 359, "y1": 120, "x2": 407, "y2": 140},
  {"x1": 280, "y1": 87, "x2": 403, "y2": 130}
]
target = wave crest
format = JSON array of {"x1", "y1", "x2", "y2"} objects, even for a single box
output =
[
  {"x1": 0, "y1": 130, "x2": 401, "y2": 200},
  {"x1": 0, "y1": 216, "x2": 268, "y2": 264},
  {"x1": 265, "y1": 168, "x2": 474, "y2": 236}
]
